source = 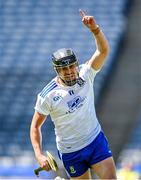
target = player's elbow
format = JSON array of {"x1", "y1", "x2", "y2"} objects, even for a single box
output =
[
  {"x1": 101, "y1": 42, "x2": 109, "y2": 57},
  {"x1": 98, "y1": 46, "x2": 109, "y2": 63},
  {"x1": 30, "y1": 122, "x2": 40, "y2": 135},
  {"x1": 98, "y1": 44, "x2": 109, "y2": 58}
]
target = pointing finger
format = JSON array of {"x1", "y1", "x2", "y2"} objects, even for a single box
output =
[{"x1": 79, "y1": 9, "x2": 87, "y2": 17}]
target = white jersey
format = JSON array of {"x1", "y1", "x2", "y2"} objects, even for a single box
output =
[{"x1": 35, "y1": 63, "x2": 101, "y2": 153}]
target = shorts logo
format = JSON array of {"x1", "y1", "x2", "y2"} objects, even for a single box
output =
[{"x1": 69, "y1": 166, "x2": 76, "y2": 174}]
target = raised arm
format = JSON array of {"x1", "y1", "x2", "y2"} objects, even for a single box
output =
[
  {"x1": 30, "y1": 111, "x2": 51, "y2": 171},
  {"x1": 79, "y1": 9, "x2": 109, "y2": 70}
]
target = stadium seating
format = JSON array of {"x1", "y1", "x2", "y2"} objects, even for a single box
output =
[
  {"x1": 0, "y1": 0, "x2": 130, "y2": 178},
  {"x1": 116, "y1": 112, "x2": 141, "y2": 178}
]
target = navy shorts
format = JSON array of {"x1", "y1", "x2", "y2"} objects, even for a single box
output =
[{"x1": 58, "y1": 131, "x2": 112, "y2": 177}]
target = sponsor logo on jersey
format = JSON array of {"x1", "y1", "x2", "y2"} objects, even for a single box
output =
[{"x1": 66, "y1": 96, "x2": 85, "y2": 113}]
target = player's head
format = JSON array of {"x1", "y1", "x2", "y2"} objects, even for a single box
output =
[{"x1": 52, "y1": 48, "x2": 79, "y2": 86}]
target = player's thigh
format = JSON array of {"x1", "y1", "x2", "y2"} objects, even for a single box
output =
[
  {"x1": 71, "y1": 169, "x2": 91, "y2": 180},
  {"x1": 91, "y1": 156, "x2": 117, "y2": 179}
]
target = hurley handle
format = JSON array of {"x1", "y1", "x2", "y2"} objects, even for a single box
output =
[{"x1": 34, "y1": 167, "x2": 43, "y2": 177}]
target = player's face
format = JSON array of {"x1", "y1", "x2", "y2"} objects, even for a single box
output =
[{"x1": 57, "y1": 63, "x2": 79, "y2": 82}]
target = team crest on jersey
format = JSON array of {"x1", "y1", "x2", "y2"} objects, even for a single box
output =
[
  {"x1": 66, "y1": 96, "x2": 85, "y2": 113},
  {"x1": 68, "y1": 90, "x2": 74, "y2": 95}
]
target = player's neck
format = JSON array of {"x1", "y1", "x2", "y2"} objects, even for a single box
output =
[{"x1": 57, "y1": 77, "x2": 67, "y2": 87}]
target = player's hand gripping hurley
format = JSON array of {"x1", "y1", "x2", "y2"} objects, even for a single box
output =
[{"x1": 34, "y1": 151, "x2": 58, "y2": 177}]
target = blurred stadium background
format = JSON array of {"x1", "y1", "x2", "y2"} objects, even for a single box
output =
[{"x1": 0, "y1": 0, "x2": 141, "y2": 179}]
